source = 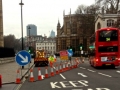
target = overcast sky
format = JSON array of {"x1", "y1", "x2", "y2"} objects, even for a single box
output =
[{"x1": 2, "y1": 0, "x2": 95, "y2": 38}]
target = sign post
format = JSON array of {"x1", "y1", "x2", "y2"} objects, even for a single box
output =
[{"x1": 15, "y1": 50, "x2": 31, "y2": 77}]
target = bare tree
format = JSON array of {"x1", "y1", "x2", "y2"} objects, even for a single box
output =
[
  {"x1": 4, "y1": 34, "x2": 16, "y2": 48},
  {"x1": 95, "y1": 0, "x2": 120, "y2": 14}
]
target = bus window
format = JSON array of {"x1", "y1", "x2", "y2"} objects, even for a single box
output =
[
  {"x1": 98, "y1": 30, "x2": 118, "y2": 41},
  {"x1": 98, "y1": 46, "x2": 118, "y2": 52}
]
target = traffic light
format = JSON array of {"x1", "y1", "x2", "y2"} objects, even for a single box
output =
[
  {"x1": 79, "y1": 43, "x2": 83, "y2": 50},
  {"x1": 28, "y1": 47, "x2": 31, "y2": 53}
]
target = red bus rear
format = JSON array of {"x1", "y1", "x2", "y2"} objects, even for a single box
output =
[{"x1": 89, "y1": 27, "x2": 120, "y2": 68}]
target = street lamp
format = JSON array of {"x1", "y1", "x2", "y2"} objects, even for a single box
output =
[{"x1": 19, "y1": 0, "x2": 24, "y2": 69}]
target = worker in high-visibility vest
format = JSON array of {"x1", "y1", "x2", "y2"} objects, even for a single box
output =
[{"x1": 48, "y1": 55, "x2": 55, "y2": 67}]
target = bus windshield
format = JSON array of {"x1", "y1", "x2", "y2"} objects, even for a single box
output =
[
  {"x1": 98, "y1": 30, "x2": 118, "y2": 41},
  {"x1": 98, "y1": 46, "x2": 118, "y2": 52}
]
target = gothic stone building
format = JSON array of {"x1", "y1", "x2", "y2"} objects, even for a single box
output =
[{"x1": 56, "y1": 13, "x2": 95, "y2": 53}]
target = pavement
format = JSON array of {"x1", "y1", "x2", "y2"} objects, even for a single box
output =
[{"x1": 0, "y1": 58, "x2": 34, "y2": 90}]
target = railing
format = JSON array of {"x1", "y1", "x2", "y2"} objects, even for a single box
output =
[{"x1": 0, "y1": 57, "x2": 15, "y2": 64}]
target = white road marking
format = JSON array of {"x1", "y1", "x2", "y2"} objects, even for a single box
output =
[
  {"x1": 53, "y1": 65, "x2": 66, "y2": 79},
  {"x1": 60, "y1": 74, "x2": 66, "y2": 79},
  {"x1": 87, "y1": 69, "x2": 96, "y2": 72},
  {"x1": 98, "y1": 72, "x2": 112, "y2": 77},
  {"x1": 78, "y1": 73, "x2": 87, "y2": 77},
  {"x1": 116, "y1": 71, "x2": 120, "y2": 73},
  {"x1": 79, "y1": 67, "x2": 86, "y2": 69}
]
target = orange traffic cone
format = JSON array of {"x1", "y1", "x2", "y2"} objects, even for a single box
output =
[
  {"x1": 16, "y1": 69, "x2": 21, "y2": 84},
  {"x1": 38, "y1": 68, "x2": 42, "y2": 80},
  {"x1": 63, "y1": 63, "x2": 66, "y2": 72},
  {"x1": 59, "y1": 64, "x2": 62, "y2": 73},
  {"x1": 45, "y1": 67, "x2": 49, "y2": 78},
  {"x1": 56, "y1": 64, "x2": 59, "y2": 74},
  {"x1": 29, "y1": 69, "x2": 34, "y2": 82},
  {"x1": 50, "y1": 66, "x2": 54, "y2": 76},
  {"x1": 66, "y1": 62, "x2": 69, "y2": 70},
  {"x1": 74, "y1": 59, "x2": 77, "y2": 68},
  {"x1": 69, "y1": 61, "x2": 72, "y2": 69}
]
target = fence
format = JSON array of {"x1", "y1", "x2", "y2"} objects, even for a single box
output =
[{"x1": 0, "y1": 57, "x2": 15, "y2": 64}]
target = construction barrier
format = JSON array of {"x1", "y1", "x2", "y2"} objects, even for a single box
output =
[
  {"x1": 15, "y1": 58, "x2": 81, "y2": 83},
  {"x1": 0, "y1": 75, "x2": 2, "y2": 88}
]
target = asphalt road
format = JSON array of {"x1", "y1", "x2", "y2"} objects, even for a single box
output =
[{"x1": 19, "y1": 58, "x2": 120, "y2": 90}]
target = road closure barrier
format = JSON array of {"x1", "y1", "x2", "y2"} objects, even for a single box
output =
[{"x1": 22, "y1": 58, "x2": 81, "y2": 83}]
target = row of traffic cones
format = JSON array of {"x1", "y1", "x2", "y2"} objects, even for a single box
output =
[{"x1": 15, "y1": 58, "x2": 81, "y2": 84}]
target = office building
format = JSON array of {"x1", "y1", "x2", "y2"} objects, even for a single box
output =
[{"x1": 26, "y1": 24, "x2": 37, "y2": 36}]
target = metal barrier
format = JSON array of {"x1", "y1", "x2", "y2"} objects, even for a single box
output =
[{"x1": 0, "y1": 57, "x2": 15, "y2": 64}]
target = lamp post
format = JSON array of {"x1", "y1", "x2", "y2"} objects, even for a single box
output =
[
  {"x1": 19, "y1": 0, "x2": 24, "y2": 50},
  {"x1": 19, "y1": 0, "x2": 24, "y2": 69}
]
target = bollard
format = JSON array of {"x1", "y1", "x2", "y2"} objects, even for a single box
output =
[{"x1": 0, "y1": 75, "x2": 2, "y2": 88}]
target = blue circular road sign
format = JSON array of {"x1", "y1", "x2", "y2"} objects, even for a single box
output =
[{"x1": 15, "y1": 50, "x2": 31, "y2": 66}]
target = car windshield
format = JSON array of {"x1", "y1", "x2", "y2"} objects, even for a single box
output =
[{"x1": 98, "y1": 30, "x2": 118, "y2": 41}]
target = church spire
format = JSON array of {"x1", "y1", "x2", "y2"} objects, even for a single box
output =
[{"x1": 57, "y1": 19, "x2": 60, "y2": 27}]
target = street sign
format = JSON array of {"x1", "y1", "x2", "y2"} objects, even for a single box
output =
[
  {"x1": 67, "y1": 49, "x2": 73, "y2": 57},
  {"x1": 60, "y1": 50, "x2": 68, "y2": 60},
  {"x1": 15, "y1": 50, "x2": 31, "y2": 66}
]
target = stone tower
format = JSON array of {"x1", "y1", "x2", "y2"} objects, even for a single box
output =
[
  {"x1": 57, "y1": 20, "x2": 60, "y2": 36},
  {"x1": 0, "y1": 0, "x2": 4, "y2": 47}
]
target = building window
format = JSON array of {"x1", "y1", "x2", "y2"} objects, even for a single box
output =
[
  {"x1": 66, "y1": 22, "x2": 70, "y2": 28},
  {"x1": 107, "y1": 19, "x2": 114, "y2": 27},
  {"x1": 61, "y1": 40, "x2": 66, "y2": 50}
]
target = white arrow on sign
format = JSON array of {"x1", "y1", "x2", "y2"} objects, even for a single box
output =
[
  {"x1": 78, "y1": 73, "x2": 87, "y2": 77},
  {"x1": 18, "y1": 54, "x2": 28, "y2": 63}
]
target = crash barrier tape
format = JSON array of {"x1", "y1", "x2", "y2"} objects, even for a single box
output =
[
  {"x1": 15, "y1": 58, "x2": 82, "y2": 83},
  {"x1": 0, "y1": 57, "x2": 15, "y2": 64}
]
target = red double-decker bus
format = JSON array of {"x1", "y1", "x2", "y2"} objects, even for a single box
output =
[{"x1": 89, "y1": 27, "x2": 120, "y2": 68}]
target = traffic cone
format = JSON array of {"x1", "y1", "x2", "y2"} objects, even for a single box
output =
[
  {"x1": 56, "y1": 64, "x2": 59, "y2": 74},
  {"x1": 82, "y1": 58, "x2": 84, "y2": 63},
  {"x1": 63, "y1": 63, "x2": 66, "y2": 72},
  {"x1": 50, "y1": 66, "x2": 54, "y2": 76},
  {"x1": 69, "y1": 61, "x2": 72, "y2": 69},
  {"x1": 45, "y1": 67, "x2": 49, "y2": 78},
  {"x1": 29, "y1": 69, "x2": 34, "y2": 82},
  {"x1": 59, "y1": 64, "x2": 62, "y2": 73},
  {"x1": 38, "y1": 68, "x2": 42, "y2": 80},
  {"x1": 66, "y1": 62, "x2": 69, "y2": 70},
  {"x1": 16, "y1": 69, "x2": 21, "y2": 84},
  {"x1": 74, "y1": 59, "x2": 77, "y2": 68}
]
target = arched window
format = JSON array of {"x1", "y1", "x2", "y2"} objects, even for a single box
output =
[{"x1": 97, "y1": 22, "x2": 101, "y2": 29}]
